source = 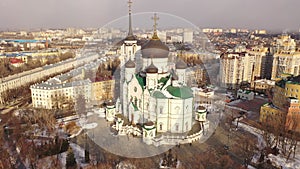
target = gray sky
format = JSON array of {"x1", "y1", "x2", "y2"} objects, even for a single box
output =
[{"x1": 0, "y1": 0, "x2": 299, "y2": 31}]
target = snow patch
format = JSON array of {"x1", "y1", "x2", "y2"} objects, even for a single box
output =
[
  {"x1": 87, "y1": 112, "x2": 94, "y2": 117},
  {"x1": 268, "y1": 154, "x2": 300, "y2": 169},
  {"x1": 82, "y1": 123, "x2": 98, "y2": 129},
  {"x1": 237, "y1": 122, "x2": 300, "y2": 169}
]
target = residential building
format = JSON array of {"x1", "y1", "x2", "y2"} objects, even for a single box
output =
[
  {"x1": 0, "y1": 53, "x2": 99, "y2": 104},
  {"x1": 271, "y1": 34, "x2": 300, "y2": 79},
  {"x1": 193, "y1": 87, "x2": 214, "y2": 105},
  {"x1": 260, "y1": 75, "x2": 300, "y2": 132},
  {"x1": 250, "y1": 79, "x2": 275, "y2": 92},
  {"x1": 237, "y1": 89, "x2": 254, "y2": 100},
  {"x1": 31, "y1": 79, "x2": 91, "y2": 109},
  {"x1": 183, "y1": 29, "x2": 193, "y2": 43},
  {"x1": 247, "y1": 46, "x2": 270, "y2": 79},
  {"x1": 219, "y1": 45, "x2": 255, "y2": 89},
  {"x1": 92, "y1": 79, "x2": 115, "y2": 102}
]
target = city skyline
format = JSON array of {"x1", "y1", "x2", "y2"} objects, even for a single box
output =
[{"x1": 0, "y1": 0, "x2": 300, "y2": 31}]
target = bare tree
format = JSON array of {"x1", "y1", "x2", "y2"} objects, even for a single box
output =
[
  {"x1": 284, "y1": 116, "x2": 299, "y2": 162},
  {"x1": 75, "y1": 94, "x2": 86, "y2": 117}
]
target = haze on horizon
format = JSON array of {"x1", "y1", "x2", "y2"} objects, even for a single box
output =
[{"x1": 0, "y1": 0, "x2": 299, "y2": 32}]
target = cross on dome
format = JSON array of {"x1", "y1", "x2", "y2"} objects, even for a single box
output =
[{"x1": 151, "y1": 13, "x2": 159, "y2": 39}]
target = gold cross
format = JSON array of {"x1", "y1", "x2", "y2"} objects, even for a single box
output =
[{"x1": 151, "y1": 13, "x2": 159, "y2": 33}]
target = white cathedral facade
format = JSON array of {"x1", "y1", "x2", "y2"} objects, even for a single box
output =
[
  {"x1": 104, "y1": 2, "x2": 208, "y2": 146},
  {"x1": 119, "y1": 26, "x2": 194, "y2": 136}
]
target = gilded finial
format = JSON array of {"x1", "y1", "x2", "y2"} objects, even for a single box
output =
[{"x1": 151, "y1": 13, "x2": 159, "y2": 39}]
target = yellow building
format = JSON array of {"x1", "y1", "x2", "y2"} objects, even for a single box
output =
[
  {"x1": 91, "y1": 79, "x2": 115, "y2": 102},
  {"x1": 260, "y1": 75, "x2": 300, "y2": 132},
  {"x1": 260, "y1": 103, "x2": 285, "y2": 126},
  {"x1": 250, "y1": 79, "x2": 275, "y2": 92}
]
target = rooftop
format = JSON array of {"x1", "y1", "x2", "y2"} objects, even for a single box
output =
[{"x1": 166, "y1": 85, "x2": 193, "y2": 99}]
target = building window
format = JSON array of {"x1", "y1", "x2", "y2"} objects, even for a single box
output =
[
  {"x1": 185, "y1": 122, "x2": 189, "y2": 131},
  {"x1": 134, "y1": 97, "x2": 137, "y2": 105},
  {"x1": 175, "y1": 124, "x2": 179, "y2": 131},
  {"x1": 134, "y1": 87, "x2": 137, "y2": 92},
  {"x1": 160, "y1": 123, "x2": 163, "y2": 130},
  {"x1": 175, "y1": 106, "x2": 180, "y2": 114},
  {"x1": 160, "y1": 106, "x2": 163, "y2": 114}
]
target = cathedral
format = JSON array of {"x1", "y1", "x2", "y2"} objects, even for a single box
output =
[{"x1": 117, "y1": 2, "x2": 194, "y2": 136}]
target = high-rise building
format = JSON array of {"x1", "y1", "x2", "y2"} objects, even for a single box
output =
[
  {"x1": 183, "y1": 29, "x2": 193, "y2": 43},
  {"x1": 219, "y1": 45, "x2": 255, "y2": 89},
  {"x1": 247, "y1": 46, "x2": 270, "y2": 79},
  {"x1": 271, "y1": 34, "x2": 300, "y2": 79}
]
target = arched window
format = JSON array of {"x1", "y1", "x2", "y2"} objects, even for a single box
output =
[
  {"x1": 133, "y1": 45, "x2": 136, "y2": 54},
  {"x1": 134, "y1": 97, "x2": 137, "y2": 106}
]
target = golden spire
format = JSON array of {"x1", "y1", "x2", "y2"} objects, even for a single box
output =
[{"x1": 151, "y1": 13, "x2": 159, "y2": 39}]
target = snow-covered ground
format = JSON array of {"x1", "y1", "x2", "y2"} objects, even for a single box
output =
[
  {"x1": 237, "y1": 121, "x2": 300, "y2": 169},
  {"x1": 82, "y1": 123, "x2": 98, "y2": 129},
  {"x1": 69, "y1": 143, "x2": 89, "y2": 168},
  {"x1": 58, "y1": 152, "x2": 67, "y2": 169},
  {"x1": 87, "y1": 112, "x2": 94, "y2": 117},
  {"x1": 69, "y1": 128, "x2": 83, "y2": 138},
  {"x1": 268, "y1": 154, "x2": 300, "y2": 169},
  {"x1": 68, "y1": 122, "x2": 98, "y2": 138},
  {"x1": 55, "y1": 143, "x2": 89, "y2": 169},
  {"x1": 35, "y1": 142, "x2": 91, "y2": 168},
  {"x1": 247, "y1": 165, "x2": 256, "y2": 169},
  {"x1": 91, "y1": 107, "x2": 106, "y2": 118}
]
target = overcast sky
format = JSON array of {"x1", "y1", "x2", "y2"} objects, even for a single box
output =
[{"x1": 0, "y1": 0, "x2": 299, "y2": 31}]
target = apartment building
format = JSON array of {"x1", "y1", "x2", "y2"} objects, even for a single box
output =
[
  {"x1": 220, "y1": 46, "x2": 255, "y2": 89},
  {"x1": 31, "y1": 79, "x2": 91, "y2": 109},
  {"x1": 260, "y1": 75, "x2": 300, "y2": 132},
  {"x1": 271, "y1": 35, "x2": 300, "y2": 79}
]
